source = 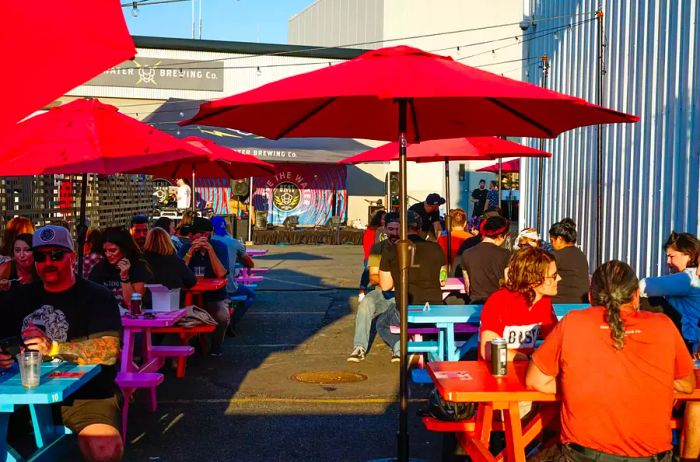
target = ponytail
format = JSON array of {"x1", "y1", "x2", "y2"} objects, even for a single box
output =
[{"x1": 589, "y1": 261, "x2": 639, "y2": 350}]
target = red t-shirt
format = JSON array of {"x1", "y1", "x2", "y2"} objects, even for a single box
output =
[
  {"x1": 532, "y1": 307, "x2": 694, "y2": 456},
  {"x1": 437, "y1": 230, "x2": 472, "y2": 264},
  {"x1": 362, "y1": 227, "x2": 377, "y2": 259},
  {"x1": 480, "y1": 288, "x2": 557, "y2": 355}
]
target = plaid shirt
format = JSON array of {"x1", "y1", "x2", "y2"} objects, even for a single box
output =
[{"x1": 82, "y1": 252, "x2": 103, "y2": 278}]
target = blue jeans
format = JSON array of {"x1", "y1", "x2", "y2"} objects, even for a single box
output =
[
  {"x1": 359, "y1": 259, "x2": 370, "y2": 290},
  {"x1": 352, "y1": 288, "x2": 395, "y2": 350},
  {"x1": 376, "y1": 307, "x2": 401, "y2": 355},
  {"x1": 230, "y1": 284, "x2": 256, "y2": 323}
]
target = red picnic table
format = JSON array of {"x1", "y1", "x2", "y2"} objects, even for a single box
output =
[
  {"x1": 427, "y1": 361, "x2": 700, "y2": 462},
  {"x1": 184, "y1": 277, "x2": 227, "y2": 306}
]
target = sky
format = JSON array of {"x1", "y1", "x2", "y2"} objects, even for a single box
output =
[{"x1": 124, "y1": 0, "x2": 314, "y2": 44}]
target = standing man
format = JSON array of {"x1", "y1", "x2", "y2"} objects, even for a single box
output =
[
  {"x1": 347, "y1": 213, "x2": 400, "y2": 362},
  {"x1": 0, "y1": 225, "x2": 123, "y2": 462},
  {"x1": 129, "y1": 214, "x2": 149, "y2": 252},
  {"x1": 176, "y1": 178, "x2": 191, "y2": 211},
  {"x1": 376, "y1": 211, "x2": 447, "y2": 362},
  {"x1": 178, "y1": 217, "x2": 230, "y2": 356},
  {"x1": 470, "y1": 179, "x2": 488, "y2": 217},
  {"x1": 408, "y1": 193, "x2": 445, "y2": 240}
]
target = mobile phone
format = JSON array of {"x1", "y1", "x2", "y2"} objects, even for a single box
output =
[{"x1": 0, "y1": 336, "x2": 23, "y2": 357}]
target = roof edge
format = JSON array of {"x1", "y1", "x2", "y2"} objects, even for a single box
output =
[{"x1": 132, "y1": 36, "x2": 367, "y2": 60}]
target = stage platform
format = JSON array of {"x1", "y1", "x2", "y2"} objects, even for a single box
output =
[{"x1": 252, "y1": 227, "x2": 363, "y2": 245}]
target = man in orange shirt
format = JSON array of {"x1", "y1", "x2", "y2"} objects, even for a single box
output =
[{"x1": 526, "y1": 260, "x2": 695, "y2": 460}]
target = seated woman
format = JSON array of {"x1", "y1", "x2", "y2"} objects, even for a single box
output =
[
  {"x1": 513, "y1": 228, "x2": 541, "y2": 250},
  {"x1": 0, "y1": 216, "x2": 35, "y2": 280},
  {"x1": 143, "y1": 227, "x2": 196, "y2": 300},
  {"x1": 527, "y1": 260, "x2": 695, "y2": 461},
  {"x1": 0, "y1": 234, "x2": 37, "y2": 291},
  {"x1": 549, "y1": 218, "x2": 589, "y2": 303},
  {"x1": 89, "y1": 227, "x2": 153, "y2": 310},
  {"x1": 480, "y1": 246, "x2": 560, "y2": 362}
]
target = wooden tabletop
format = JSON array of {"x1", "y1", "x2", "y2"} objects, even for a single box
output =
[
  {"x1": 187, "y1": 278, "x2": 227, "y2": 292},
  {"x1": 121, "y1": 308, "x2": 187, "y2": 328},
  {"x1": 0, "y1": 363, "x2": 101, "y2": 406}
]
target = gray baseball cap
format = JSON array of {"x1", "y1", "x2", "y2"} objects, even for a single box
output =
[{"x1": 32, "y1": 225, "x2": 75, "y2": 252}]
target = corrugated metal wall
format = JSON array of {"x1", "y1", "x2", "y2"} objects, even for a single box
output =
[{"x1": 521, "y1": 0, "x2": 700, "y2": 278}]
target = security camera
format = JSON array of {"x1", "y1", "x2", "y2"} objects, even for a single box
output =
[{"x1": 519, "y1": 19, "x2": 530, "y2": 31}]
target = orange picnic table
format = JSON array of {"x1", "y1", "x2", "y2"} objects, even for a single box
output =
[
  {"x1": 184, "y1": 277, "x2": 227, "y2": 306},
  {"x1": 427, "y1": 361, "x2": 700, "y2": 462}
]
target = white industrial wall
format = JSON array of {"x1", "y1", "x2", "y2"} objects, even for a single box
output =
[{"x1": 520, "y1": 0, "x2": 700, "y2": 278}]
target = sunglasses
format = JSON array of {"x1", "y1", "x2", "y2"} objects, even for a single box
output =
[
  {"x1": 123, "y1": 312, "x2": 156, "y2": 320},
  {"x1": 33, "y1": 249, "x2": 68, "y2": 262}
]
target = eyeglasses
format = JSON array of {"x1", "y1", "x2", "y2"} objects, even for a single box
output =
[
  {"x1": 544, "y1": 272, "x2": 559, "y2": 280},
  {"x1": 33, "y1": 249, "x2": 68, "y2": 262}
]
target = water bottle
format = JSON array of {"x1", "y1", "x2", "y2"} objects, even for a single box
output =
[{"x1": 130, "y1": 293, "x2": 142, "y2": 316}]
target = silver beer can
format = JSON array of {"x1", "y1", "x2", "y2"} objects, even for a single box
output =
[{"x1": 491, "y1": 338, "x2": 507, "y2": 376}]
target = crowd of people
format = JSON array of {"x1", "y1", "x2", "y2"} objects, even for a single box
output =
[
  {"x1": 0, "y1": 212, "x2": 256, "y2": 462},
  {"x1": 352, "y1": 190, "x2": 700, "y2": 461}
]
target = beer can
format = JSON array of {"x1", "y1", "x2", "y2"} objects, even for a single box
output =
[
  {"x1": 490, "y1": 338, "x2": 507, "y2": 376},
  {"x1": 130, "y1": 293, "x2": 142, "y2": 316}
]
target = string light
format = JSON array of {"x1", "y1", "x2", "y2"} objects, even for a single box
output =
[
  {"x1": 256, "y1": 66, "x2": 262, "y2": 76},
  {"x1": 131, "y1": 1, "x2": 139, "y2": 17},
  {"x1": 553, "y1": 31, "x2": 559, "y2": 41}
]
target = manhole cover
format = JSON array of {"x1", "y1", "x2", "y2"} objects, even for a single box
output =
[{"x1": 291, "y1": 371, "x2": 367, "y2": 384}]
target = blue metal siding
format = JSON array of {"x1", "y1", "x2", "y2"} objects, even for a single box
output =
[{"x1": 522, "y1": 0, "x2": 700, "y2": 278}]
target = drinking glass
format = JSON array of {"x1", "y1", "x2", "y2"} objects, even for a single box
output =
[{"x1": 17, "y1": 350, "x2": 41, "y2": 388}]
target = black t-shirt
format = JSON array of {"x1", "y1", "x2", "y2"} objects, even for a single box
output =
[
  {"x1": 3, "y1": 278, "x2": 121, "y2": 398},
  {"x1": 460, "y1": 241, "x2": 511, "y2": 303},
  {"x1": 380, "y1": 234, "x2": 445, "y2": 305},
  {"x1": 408, "y1": 202, "x2": 440, "y2": 234},
  {"x1": 471, "y1": 188, "x2": 488, "y2": 215},
  {"x1": 144, "y1": 252, "x2": 197, "y2": 306},
  {"x1": 88, "y1": 258, "x2": 153, "y2": 306},
  {"x1": 552, "y1": 245, "x2": 590, "y2": 303}
]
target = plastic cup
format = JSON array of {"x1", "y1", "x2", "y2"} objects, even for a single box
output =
[
  {"x1": 17, "y1": 351, "x2": 41, "y2": 388},
  {"x1": 194, "y1": 266, "x2": 205, "y2": 279}
]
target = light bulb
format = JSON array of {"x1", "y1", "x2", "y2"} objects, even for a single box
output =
[
  {"x1": 179, "y1": 112, "x2": 185, "y2": 118},
  {"x1": 456, "y1": 46, "x2": 461, "y2": 55},
  {"x1": 256, "y1": 66, "x2": 262, "y2": 76},
  {"x1": 131, "y1": 2, "x2": 139, "y2": 17},
  {"x1": 553, "y1": 31, "x2": 559, "y2": 41}
]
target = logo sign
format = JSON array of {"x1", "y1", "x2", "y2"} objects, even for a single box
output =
[
  {"x1": 273, "y1": 181, "x2": 301, "y2": 212},
  {"x1": 83, "y1": 58, "x2": 224, "y2": 91}
]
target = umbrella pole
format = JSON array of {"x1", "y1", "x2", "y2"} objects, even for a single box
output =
[
  {"x1": 76, "y1": 174, "x2": 88, "y2": 278},
  {"x1": 191, "y1": 166, "x2": 196, "y2": 213},
  {"x1": 395, "y1": 99, "x2": 410, "y2": 462},
  {"x1": 444, "y1": 160, "x2": 452, "y2": 272},
  {"x1": 248, "y1": 176, "x2": 254, "y2": 242},
  {"x1": 536, "y1": 55, "x2": 549, "y2": 233},
  {"x1": 498, "y1": 158, "x2": 503, "y2": 210}
]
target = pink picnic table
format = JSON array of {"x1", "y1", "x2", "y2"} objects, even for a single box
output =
[
  {"x1": 118, "y1": 309, "x2": 193, "y2": 442},
  {"x1": 442, "y1": 277, "x2": 465, "y2": 299},
  {"x1": 246, "y1": 248, "x2": 268, "y2": 257},
  {"x1": 184, "y1": 278, "x2": 227, "y2": 306}
]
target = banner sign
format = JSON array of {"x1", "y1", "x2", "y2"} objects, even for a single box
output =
[
  {"x1": 84, "y1": 58, "x2": 224, "y2": 91},
  {"x1": 252, "y1": 164, "x2": 347, "y2": 226},
  {"x1": 194, "y1": 178, "x2": 230, "y2": 215}
]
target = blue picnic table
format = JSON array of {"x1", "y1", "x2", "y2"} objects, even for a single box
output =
[{"x1": 0, "y1": 362, "x2": 100, "y2": 462}]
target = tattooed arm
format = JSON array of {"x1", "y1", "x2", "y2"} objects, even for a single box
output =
[{"x1": 56, "y1": 336, "x2": 120, "y2": 366}]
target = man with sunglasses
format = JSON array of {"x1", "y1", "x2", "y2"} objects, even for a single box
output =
[{"x1": 0, "y1": 225, "x2": 123, "y2": 462}]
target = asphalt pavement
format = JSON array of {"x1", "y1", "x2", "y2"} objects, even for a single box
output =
[{"x1": 124, "y1": 244, "x2": 442, "y2": 462}]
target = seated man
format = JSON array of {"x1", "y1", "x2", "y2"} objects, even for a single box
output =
[
  {"x1": 178, "y1": 217, "x2": 230, "y2": 356},
  {"x1": 129, "y1": 214, "x2": 149, "y2": 252},
  {"x1": 526, "y1": 261, "x2": 695, "y2": 461},
  {"x1": 376, "y1": 211, "x2": 447, "y2": 362},
  {"x1": 347, "y1": 213, "x2": 400, "y2": 362},
  {"x1": 0, "y1": 225, "x2": 123, "y2": 462}
]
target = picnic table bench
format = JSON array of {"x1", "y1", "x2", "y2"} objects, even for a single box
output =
[{"x1": 150, "y1": 324, "x2": 217, "y2": 377}]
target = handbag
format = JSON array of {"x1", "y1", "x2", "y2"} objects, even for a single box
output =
[
  {"x1": 176, "y1": 305, "x2": 218, "y2": 328},
  {"x1": 423, "y1": 388, "x2": 477, "y2": 421}
]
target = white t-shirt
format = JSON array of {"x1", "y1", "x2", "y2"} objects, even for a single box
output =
[{"x1": 176, "y1": 184, "x2": 191, "y2": 209}]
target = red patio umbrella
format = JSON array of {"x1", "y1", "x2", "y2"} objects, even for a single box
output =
[
  {"x1": 132, "y1": 136, "x2": 275, "y2": 210},
  {"x1": 0, "y1": 98, "x2": 203, "y2": 274},
  {"x1": 182, "y1": 45, "x2": 639, "y2": 461},
  {"x1": 4, "y1": 0, "x2": 135, "y2": 134},
  {"x1": 341, "y1": 137, "x2": 550, "y2": 265},
  {"x1": 477, "y1": 158, "x2": 520, "y2": 173}
]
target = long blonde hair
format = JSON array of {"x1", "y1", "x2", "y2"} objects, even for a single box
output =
[{"x1": 144, "y1": 228, "x2": 176, "y2": 256}]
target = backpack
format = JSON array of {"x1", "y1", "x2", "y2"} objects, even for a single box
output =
[{"x1": 424, "y1": 388, "x2": 477, "y2": 421}]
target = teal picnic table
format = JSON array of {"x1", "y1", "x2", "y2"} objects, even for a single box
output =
[{"x1": 0, "y1": 362, "x2": 100, "y2": 462}]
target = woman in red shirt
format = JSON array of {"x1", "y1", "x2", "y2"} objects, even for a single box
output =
[{"x1": 480, "y1": 246, "x2": 560, "y2": 361}]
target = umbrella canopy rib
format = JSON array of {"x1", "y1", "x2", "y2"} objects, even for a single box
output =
[
  {"x1": 487, "y1": 98, "x2": 556, "y2": 138},
  {"x1": 277, "y1": 97, "x2": 338, "y2": 139}
]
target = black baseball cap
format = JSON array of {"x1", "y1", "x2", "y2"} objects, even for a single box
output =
[
  {"x1": 191, "y1": 217, "x2": 213, "y2": 234},
  {"x1": 426, "y1": 193, "x2": 446, "y2": 205}
]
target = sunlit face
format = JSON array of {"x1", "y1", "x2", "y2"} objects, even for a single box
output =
[
  {"x1": 13, "y1": 240, "x2": 33, "y2": 270},
  {"x1": 549, "y1": 235, "x2": 567, "y2": 251},
  {"x1": 34, "y1": 246, "x2": 74, "y2": 284},
  {"x1": 102, "y1": 242, "x2": 123, "y2": 265},
  {"x1": 169, "y1": 221, "x2": 176, "y2": 235},
  {"x1": 666, "y1": 247, "x2": 691, "y2": 273},
  {"x1": 533, "y1": 261, "x2": 560, "y2": 298},
  {"x1": 479, "y1": 181, "x2": 486, "y2": 190},
  {"x1": 385, "y1": 222, "x2": 400, "y2": 243}
]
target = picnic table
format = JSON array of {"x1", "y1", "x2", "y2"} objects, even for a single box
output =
[
  {"x1": 0, "y1": 362, "x2": 100, "y2": 461},
  {"x1": 246, "y1": 248, "x2": 268, "y2": 257},
  {"x1": 183, "y1": 278, "x2": 227, "y2": 306},
  {"x1": 442, "y1": 277, "x2": 466, "y2": 299},
  {"x1": 428, "y1": 361, "x2": 700, "y2": 462}
]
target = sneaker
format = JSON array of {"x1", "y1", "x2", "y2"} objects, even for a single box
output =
[
  {"x1": 391, "y1": 353, "x2": 401, "y2": 363},
  {"x1": 358, "y1": 292, "x2": 365, "y2": 302},
  {"x1": 347, "y1": 347, "x2": 366, "y2": 362}
]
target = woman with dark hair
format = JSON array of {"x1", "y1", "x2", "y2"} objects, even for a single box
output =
[
  {"x1": 480, "y1": 246, "x2": 559, "y2": 361},
  {"x1": 154, "y1": 216, "x2": 183, "y2": 251},
  {"x1": 640, "y1": 231, "x2": 700, "y2": 350},
  {"x1": 0, "y1": 216, "x2": 35, "y2": 279},
  {"x1": 527, "y1": 260, "x2": 695, "y2": 461},
  {"x1": 484, "y1": 180, "x2": 500, "y2": 211},
  {"x1": 549, "y1": 218, "x2": 589, "y2": 303},
  {"x1": 0, "y1": 234, "x2": 37, "y2": 291},
  {"x1": 89, "y1": 227, "x2": 153, "y2": 309},
  {"x1": 358, "y1": 210, "x2": 386, "y2": 301}
]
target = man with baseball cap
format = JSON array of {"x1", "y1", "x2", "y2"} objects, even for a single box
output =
[
  {"x1": 0, "y1": 225, "x2": 124, "y2": 461},
  {"x1": 408, "y1": 193, "x2": 445, "y2": 240},
  {"x1": 178, "y1": 217, "x2": 230, "y2": 355}
]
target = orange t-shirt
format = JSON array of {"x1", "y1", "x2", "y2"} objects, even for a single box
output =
[
  {"x1": 532, "y1": 307, "x2": 694, "y2": 457},
  {"x1": 438, "y1": 229, "x2": 472, "y2": 263}
]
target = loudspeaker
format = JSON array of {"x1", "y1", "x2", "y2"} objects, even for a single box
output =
[
  {"x1": 232, "y1": 179, "x2": 250, "y2": 197},
  {"x1": 254, "y1": 211, "x2": 268, "y2": 230},
  {"x1": 386, "y1": 172, "x2": 400, "y2": 207}
]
